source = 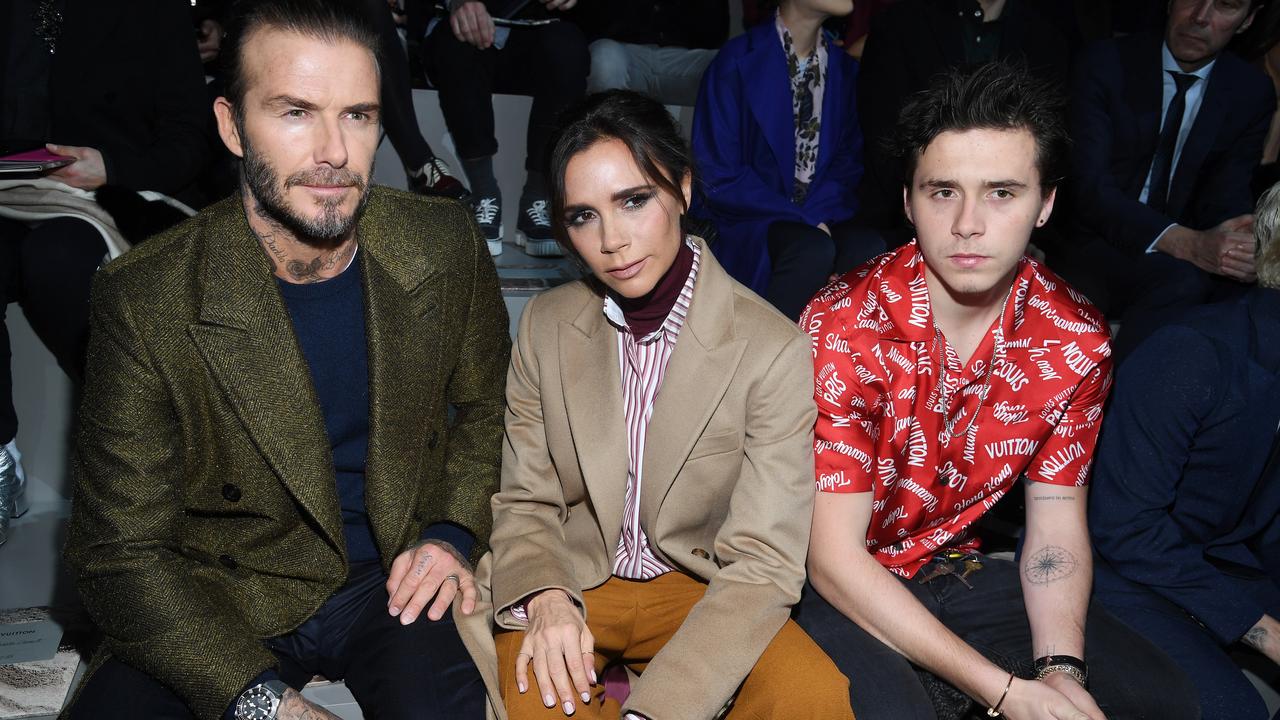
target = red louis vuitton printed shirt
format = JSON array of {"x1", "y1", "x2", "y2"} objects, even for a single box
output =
[{"x1": 802, "y1": 242, "x2": 1113, "y2": 578}]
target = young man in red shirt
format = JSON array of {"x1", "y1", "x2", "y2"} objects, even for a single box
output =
[{"x1": 795, "y1": 63, "x2": 1198, "y2": 720}]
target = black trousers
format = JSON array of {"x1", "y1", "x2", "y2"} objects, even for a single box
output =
[
  {"x1": 423, "y1": 20, "x2": 588, "y2": 172},
  {"x1": 364, "y1": 0, "x2": 434, "y2": 171},
  {"x1": 766, "y1": 219, "x2": 886, "y2": 321},
  {"x1": 1099, "y1": 578, "x2": 1279, "y2": 720},
  {"x1": 69, "y1": 561, "x2": 486, "y2": 719},
  {"x1": 0, "y1": 216, "x2": 106, "y2": 444},
  {"x1": 793, "y1": 555, "x2": 1202, "y2": 720}
]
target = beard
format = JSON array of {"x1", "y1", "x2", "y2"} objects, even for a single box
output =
[{"x1": 240, "y1": 132, "x2": 373, "y2": 246}]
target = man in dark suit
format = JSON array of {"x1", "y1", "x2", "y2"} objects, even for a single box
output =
[
  {"x1": 1062, "y1": 0, "x2": 1275, "y2": 359},
  {"x1": 61, "y1": 1, "x2": 509, "y2": 718},
  {"x1": 856, "y1": 0, "x2": 1076, "y2": 248},
  {"x1": 1089, "y1": 181, "x2": 1280, "y2": 720}
]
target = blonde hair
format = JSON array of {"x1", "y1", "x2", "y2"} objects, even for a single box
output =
[{"x1": 1257, "y1": 182, "x2": 1280, "y2": 290}]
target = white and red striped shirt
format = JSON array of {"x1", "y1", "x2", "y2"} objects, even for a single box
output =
[{"x1": 604, "y1": 238, "x2": 701, "y2": 579}]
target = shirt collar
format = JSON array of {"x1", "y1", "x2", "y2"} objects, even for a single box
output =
[
  {"x1": 874, "y1": 241, "x2": 1033, "y2": 347},
  {"x1": 774, "y1": 9, "x2": 828, "y2": 74},
  {"x1": 603, "y1": 237, "x2": 700, "y2": 342},
  {"x1": 1161, "y1": 42, "x2": 1215, "y2": 82}
]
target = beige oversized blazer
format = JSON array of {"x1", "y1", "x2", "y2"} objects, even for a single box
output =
[{"x1": 456, "y1": 238, "x2": 818, "y2": 720}]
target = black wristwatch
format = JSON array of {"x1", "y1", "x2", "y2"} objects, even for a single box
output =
[
  {"x1": 1034, "y1": 654, "x2": 1088, "y2": 687},
  {"x1": 235, "y1": 679, "x2": 290, "y2": 720}
]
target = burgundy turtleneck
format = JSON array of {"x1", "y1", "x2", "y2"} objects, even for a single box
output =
[{"x1": 612, "y1": 239, "x2": 695, "y2": 337}]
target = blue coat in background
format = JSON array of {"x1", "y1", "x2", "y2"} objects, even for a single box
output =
[
  {"x1": 1089, "y1": 288, "x2": 1280, "y2": 719},
  {"x1": 691, "y1": 19, "x2": 863, "y2": 295}
]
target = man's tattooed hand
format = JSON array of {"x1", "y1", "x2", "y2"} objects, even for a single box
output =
[{"x1": 277, "y1": 688, "x2": 342, "y2": 720}]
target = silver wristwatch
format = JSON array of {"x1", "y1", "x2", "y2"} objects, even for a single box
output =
[{"x1": 235, "y1": 679, "x2": 290, "y2": 720}]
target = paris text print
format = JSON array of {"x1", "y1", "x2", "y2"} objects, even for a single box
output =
[{"x1": 803, "y1": 242, "x2": 1113, "y2": 578}]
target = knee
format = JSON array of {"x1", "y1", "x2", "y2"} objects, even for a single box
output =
[
  {"x1": 588, "y1": 39, "x2": 631, "y2": 92},
  {"x1": 22, "y1": 218, "x2": 105, "y2": 266},
  {"x1": 425, "y1": 26, "x2": 483, "y2": 72},
  {"x1": 795, "y1": 659, "x2": 853, "y2": 717},
  {"x1": 535, "y1": 23, "x2": 589, "y2": 81}
]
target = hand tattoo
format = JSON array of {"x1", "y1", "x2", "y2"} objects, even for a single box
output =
[
  {"x1": 1023, "y1": 545, "x2": 1078, "y2": 585},
  {"x1": 416, "y1": 539, "x2": 474, "y2": 574},
  {"x1": 279, "y1": 688, "x2": 341, "y2": 720},
  {"x1": 1244, "y1": 626, "x2": 1269, "y2": 652}
]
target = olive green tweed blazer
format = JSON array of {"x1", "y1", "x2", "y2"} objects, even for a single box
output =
[{"x1": 62, "y1": 187, "x2": 510, "y2": 720}]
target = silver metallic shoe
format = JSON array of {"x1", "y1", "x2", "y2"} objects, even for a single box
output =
[{"x1": 0, "y1": 444, "x2": 16, "y2": 546}]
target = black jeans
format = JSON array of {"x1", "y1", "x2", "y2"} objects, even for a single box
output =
[
  {"x1": 69, "y1": 561, "x2": 486, "y2": 719},
  {"x1": 363, "y1": 0, "x2": 433, "y2": 171},
  {"x1": 0, "y1": 216, "x2": 106, "y2": 443},
  {"x1": 422, "y1": 20, "x2": 588, "y2": 172},
  {"x1": 793, "y1": 555, "x2": 1201, "y2": 720},
  {"x1": 766, "y1": 219, "x2": 886, "y2": 321}
]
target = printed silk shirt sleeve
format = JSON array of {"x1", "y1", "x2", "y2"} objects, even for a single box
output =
[
  {"x1": 804, "y1": 295, "x2": 880, "y2": 494},
  {"x1": 1024, "y1": 351, "x2": 1113, "y2": 487}
]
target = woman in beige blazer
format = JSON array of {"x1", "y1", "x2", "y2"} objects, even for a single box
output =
[{"x1": 454, "y1": 90, "x2": 853, "y2": 720}]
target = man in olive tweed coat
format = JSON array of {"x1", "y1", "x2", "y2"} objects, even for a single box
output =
[{"x1": 61, "y1": 3, "x2": 508, "y2": 719}]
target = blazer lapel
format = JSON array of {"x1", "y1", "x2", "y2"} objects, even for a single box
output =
[
  {"x1": 639, "y1": 246, "x2": 748, "y2": 529},
  {"x1": 186, "y1": 202, "x2": 343, "y2": 551},
  {"x1": 742, "y1": 21, "x2": 797, "y2": 197},
  {"x1": 922, "y1": 2, "x2": 965, "y2": 68},
  {"x1": 1124, "y1": 33, "x2": 1166, "y2": 175},
  {"x1": 560, "y1": 296, "x2": 629, "y2": 552},
  {"x1": 1167, "y1": 66, "x2": 1229, "y2": 218},
  {"x1": 360, "y1": 222, "x2": 447, "y2": 558}
]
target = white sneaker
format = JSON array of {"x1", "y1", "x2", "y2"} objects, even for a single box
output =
[
  {"x1": 517, "y1": 199, "x2": 562, "y2": 258},
  {"x1": 473, "y1": 196, "x2": 503, "y2": 256}
]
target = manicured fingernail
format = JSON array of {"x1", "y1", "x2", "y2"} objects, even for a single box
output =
[
  {"x1": 581, "y1": 691, "x2": 590, "y2": 703},
  {"x1": 388, "y1": 605, "x2": 400, "y2": 616},
  {"x1": 563, "y1": 701, "x2": 574, "y2": 714},
  {"x1": 543, "y1": 693, "x2": 554, "y2": 707},
  {"x1": 518, "y1": 681, "x2": 527, "y2": 693},
  {"x1": 400, "y1": 612, "x2": 416, "y2": 625},
  {"x1": 590, "y1": 669, "x2": 597, "y2": 684}
]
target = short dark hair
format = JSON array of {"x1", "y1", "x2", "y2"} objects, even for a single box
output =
[
  {"x1": 222, "y1": 0, "x2": 380, "y2": 115},
  {"x1": 894, "y1": 62, "x2": 1069, "y2": 196},
  {"x1": 548, "y1": 90, "x2": 695, "y2": 252}
]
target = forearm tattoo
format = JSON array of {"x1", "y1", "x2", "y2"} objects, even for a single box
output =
[
  {"x1": 1031, "y1": 494, "x2": 1077, "y2": 502},
  {"x1": 280, "y1": 689, "x2": 341, "y2": 720},
  {"x1": 1023, "y1": 545, "x2": 1079, "y2": 586},
  {"x1": 1244, "y1": 626, "x2": 1269, "y2": 652}
]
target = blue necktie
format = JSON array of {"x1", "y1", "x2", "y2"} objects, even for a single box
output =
[{"x1": 1146, "y1": 72, "x2": 1199, "y2": 213}]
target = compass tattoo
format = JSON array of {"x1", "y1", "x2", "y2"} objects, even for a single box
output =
[{"x1": 1023, "y1": 545, "x2": 1078, "y2": 585}]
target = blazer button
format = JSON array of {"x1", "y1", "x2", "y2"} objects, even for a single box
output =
[
  {"x1": 691, "y1": 548, "x2": 710, "y2": 560},
  {"x1": 219, "y1": 554, "x2": 238, "y2": 569},
  {"x1": 221, "y1": 483, "x2": 242, "y2": 502},
  {"x1": 428, "y1": 431, "x2": 439, "y2": 450}
]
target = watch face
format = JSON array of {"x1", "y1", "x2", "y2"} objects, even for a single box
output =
[{"x1": 236, "y1": 686, "x2": 278, "y2": 720}]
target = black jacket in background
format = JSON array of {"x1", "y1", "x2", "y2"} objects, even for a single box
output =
[
  {"x1": 0, "y1": 0, "x2": 211, "y2": 202},
  {"x1": 856, "y1": 0, "x2": 1073, "y2": 235}
]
